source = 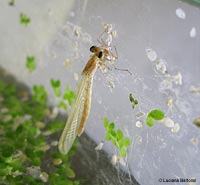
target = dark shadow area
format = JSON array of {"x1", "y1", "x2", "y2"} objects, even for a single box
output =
[
  {"x1": 0, "y1": 65, "x2": 139, "y2": 185},
  {"x1": 72, "y1": 133, "x2": 139, "y2": 185}
]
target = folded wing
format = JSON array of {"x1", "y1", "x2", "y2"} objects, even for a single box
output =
[{"x1": 58, "y1": 74, "x2": 93, "y2": 154}]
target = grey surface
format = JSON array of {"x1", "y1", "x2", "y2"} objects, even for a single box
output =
[
  {"x1": 0, "y1": 0, "x2": 200, "y2": 185},
  {"x1": 71, "y1": 133, "x2": 139, "y2": 185}
]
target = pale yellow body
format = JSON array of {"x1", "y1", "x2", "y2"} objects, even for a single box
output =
[{"x1": 58, "y1": 47, "x2": 108, "y2": 154}]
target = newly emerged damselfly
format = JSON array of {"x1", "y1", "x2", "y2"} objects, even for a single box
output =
[{"x1": 58, "y1": 24, "x2": 129, "y2": 154}]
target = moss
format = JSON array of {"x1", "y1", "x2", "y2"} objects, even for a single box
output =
[{"x1": 0, "y1": 80, "x2": 81, "y2": 184}]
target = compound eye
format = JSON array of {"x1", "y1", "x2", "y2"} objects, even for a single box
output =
[
  {"x1": 98, "y1": 51, "x2": 103, "y2": 58},
  {"x1": 90, "y1": 46, "x2": 96, "y2": 53}
]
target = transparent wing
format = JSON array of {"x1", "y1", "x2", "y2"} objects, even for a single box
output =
[{"x1": 58, "y1": 74, "x2": 93, "y2": 154}]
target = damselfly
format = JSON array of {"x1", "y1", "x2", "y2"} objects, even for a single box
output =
[{"x1": 58, "y1": 24, "x2": 120, "y2": 154}]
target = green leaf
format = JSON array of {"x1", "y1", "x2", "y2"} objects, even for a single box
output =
[
  {"x1": 146, "y1": 109, "x2": 165, "y2": 127},
  {"x1": 122, "y1": 138, "x2": 131, "y2": 147},
  {"x1": 116, "y1": 129, "x2": 123, "y2": 141},
  {"x1": 35, "y1": 150, "x2": 45, "y2": 157},
  {"x1": 31, "y1": 157, "x2": 41, "y2": 166},
  {"x1": 129, "y1": 93, "x2": 134, "y2": 102},
  {"x1": 58, "y1": 101, "x2": 67, "y2": 110},
  {"x1": 66, "y1": 168, "x2": 75, "y2": 178},
  {"x1": 20, "y1": 13, "x2": 30, "y2": 26},
  {"x1": 7, "y1": 84, "x2": 16, "y2": 94},
  {"x1": 32, "y1": 85, "x2": 48, "y2": 104},
  {"x1": 50, "y1": 79, "x2": 60, "y2": 88},
  {"x1": 63, "y1": 87, "x2": 76, "y2": 106},
  {"x1": 149, "y1": 109, "x2": 165, "y2": 120},
  {"x1": 110, "y1": 130, "x2": 116, "y2": 137},
  {"x1": 24, "y1": 148, "x2": 34, "y2": 158},
  {"x1": 26, "y1": 56, "x2": 36, "y2": 73},
  {"x1": 1, "y1": 145, "x2": 14, "y2": 157},
  {"x1": 146, "y1": 115, "x2": 154, "y2": 127},
  {"x1": 133, "y1": 99, "x2": 138, "y2": 105},
  {"x1": 46, "y1": 120, "x2": 65, "y2": 133},
  {"x1": 129, "y1": 93, "x2": 138, "y2": 109},
  {"x1": 111, "y1": 138, "x2": 119, "y2": 148},
  {"x1": 50, "y1": 79, "x2": 61, "y2": 97},
  {"x1": 105, "y1": 132, "x2": 111, "y2": 141},
  {"x1": 120, "y1": 147, "x2": 127, "y2": 157},
  {"x1": 103, "y1": 117, "x2": 109, "y2": 128},
  {"x1": 103, "y1": 118, "x2": 131, "y2": 158},
  {"x1": 54, "y1": 88, "x2": 61, "y2": 97},
  {"x1": 73, "y1": 181, "x2": 81, "y2": 185},
  {"x1": 108, "y1": 122, "x2": 115, "y2": 130}
]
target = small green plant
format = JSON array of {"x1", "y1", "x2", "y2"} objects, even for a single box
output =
[
  {"x1": 103, "y1": 118, "x2": 131, "y2": 157},
  {"x1": 50, "y1": 80, "x2": 76, "y2": 111},
  {"x1": 58, "y1": 101, "x2": 67, "y2": 110},
  {"x1": 0, "y1": 80, "x2": 81, "y2": 184},
  {"x1": 146, "y1": 109, "x2": 165, "y2": 127},
  {"x1": 63, "y1": 87, "x2": 76, "y2": 106},
  {"x1": 50, "y1": 79, "x2": 61, "y2": 97},
  {"x1": 20, "y1": 13, "x2": 30, "y2": 26},
  {"x1": 32, "y1": 85, "x2": 48, "y2": 105},
  {"x1": 26, "y1": 56, "x2": 36, "y2": 73},
  {"x1": 129, "y1": 93, "x2": 138, "y2": 109}
]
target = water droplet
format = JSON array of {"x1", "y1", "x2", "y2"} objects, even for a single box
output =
[
  {"x1": 162, "y1": 118, "x2": 175, "y2": 128},
  {"x1": 190, "y1": 138, "x2": 198, "y2": 145},
  {"x1": 118, "y1": 156, "x2": 126, "y2": 166},
  {"x1": 167, "y1": 96, "x2": 173, "y2": 110},
  {"x1": 190, "y1": 86, "x2": 200, "y2": 94},
  {"x1": 176, "y1": 8, "x2": 186, "y2": 19},
  {"x1": 171, "y1": 123, "x2": 180, "y2": 133},
  {"x1": 95, "y1": 142, "x2": 104, "y2": 151},
  {"x1": 111, "y1": 155, "x2": 118, "y2": 166},
  {"x1": 146, "y1": 48, "x2": 157, "y2": 62},
  {"x1": 155, "y1": 59, "x2": 167, "y2": 74},
  {"x1": 73, "y1": 72, "x2": 79, "y2": 81},
  {"x1": 39, "y1": 172, "x2": 49, "y2": 183},
  {"x1": 63, "y1": 59, "x2": 72, "y2": 67},
  {"x1": 135, "y1": 111, "x2": 145, "y2": 119},
  {"x1": 136, "y1": 121, "x2": 143, "y2": 128},
  {"x1": 53, "y1": 158, "x2": 62, "y2": 165},
  {"x1": 190, "y1": 27, "x2": 196, "y2": 38},
  {"x1": 173, "y1": 72, "x2": 183, "y2": 85}
]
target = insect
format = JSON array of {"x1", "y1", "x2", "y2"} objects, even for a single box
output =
[{"x1": 58, "y1": 25, "x2": 118, "y2": 154}]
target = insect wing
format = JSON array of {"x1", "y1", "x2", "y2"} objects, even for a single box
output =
[{"x1": 58, "y1": 75, "x2": 92, "y2": 154}]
